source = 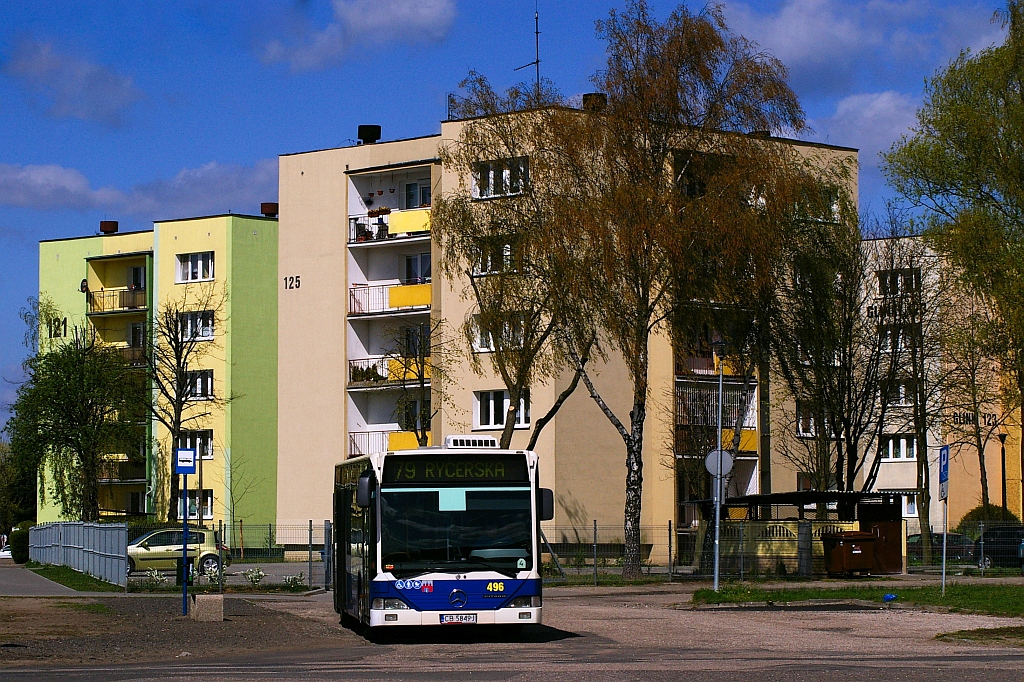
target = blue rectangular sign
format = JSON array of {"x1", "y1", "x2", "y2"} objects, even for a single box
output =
[
  {"x1": 939, "y1": 445, "x2": 949, "y2": 501},
  {"x1": 174, "y1": 448, "x2": 196, "y2": 475}
]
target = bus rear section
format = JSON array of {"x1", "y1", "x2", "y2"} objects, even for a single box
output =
[{"x1": 334, "y1": 438, "x2": 554, "y2": 630}]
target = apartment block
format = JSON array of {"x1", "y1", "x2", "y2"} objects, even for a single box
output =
[{"x1": 36, "y1": 214, "x2": 278, "y2": 527}]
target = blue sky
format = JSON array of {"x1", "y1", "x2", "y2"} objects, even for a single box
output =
[{"x1": 0, "y1": 0, "x2": 1009, "y2": 426}]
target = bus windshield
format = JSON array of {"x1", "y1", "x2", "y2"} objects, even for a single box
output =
[{"x1": 380, "y1": 486, "x2": 533, "y2": 578}]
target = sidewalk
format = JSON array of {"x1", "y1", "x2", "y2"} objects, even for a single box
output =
[{"x1": 0, "y1": 560, "x2": 76, "y2": 596}]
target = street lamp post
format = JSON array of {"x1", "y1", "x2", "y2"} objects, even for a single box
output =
[
  {"x1": 999, "y1": 433, "x2": 1008, "y2": 515},
  {"x1": 713, "y1": 340, "x2": 725, "y2": 593}
]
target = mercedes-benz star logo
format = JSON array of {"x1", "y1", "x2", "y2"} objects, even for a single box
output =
[{"x1": 449, "y1": 589, "x2": 468, "y2": 608}]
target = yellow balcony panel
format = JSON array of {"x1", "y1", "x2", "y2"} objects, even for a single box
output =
[
  {"x1": 722, "y1": 429, "x2": 759, "y2": 453},
  {"x1": 387, "y1": 358, "x2": 431, "y2": 381},
  {"x1": 388, "y1": 431, "x2": 432, "y2": 450},
  {"x1": 388, "y1": 283, "x2": 431, "y2": 309},
  {"x1": 388, "y1": 208, "x2": 431, "y2": 235}
]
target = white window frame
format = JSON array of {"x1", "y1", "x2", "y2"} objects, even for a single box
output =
[
  {"x1": 472, "y1": 157, "x2": 529, "y2": 199},
  {"x1": 903, "y1": 494, "x2": 918, "y2": 517},
  {"x1": 796, "y1": 401, "x2": 817, "y2": 438},
  {"x1": 880, "y1": 434, "x2": 917, "y2": 461},
  {"x1": 474, "y1": 389, "x2": 530, "y2": 430},
  {"x1": 180, "y1": 310, "x2": 214, "y2": 341},
  {"x1": 186, "y1": 369, "x2": 214, "y2": 401},
  {"x1": 178, "y1": 429, "x2": 214, "y2": 460},
  {"x1": 471, "y1": 315, "x2": 495, "y2": 353},
  {"x1": 176, "y1": 251, "x2": 215, "y2": 283},
  {"x1": 183, "y1": 489, "x2": 214, "y2": 520}
]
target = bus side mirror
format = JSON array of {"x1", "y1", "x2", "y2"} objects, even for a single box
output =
[
  {"x1": 356, "y1": 470, "x2": 376, "y2": 508},
  {"x1": 539, "y1": 488, "x2": 554, "y2": 521}
]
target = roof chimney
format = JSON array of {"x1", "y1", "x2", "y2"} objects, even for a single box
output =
[
  {"x1": 261, "y1": 202, "x2": 279, "y2": 218},
  {"x1": 582, "y1": 93, "x2": 607, "y2": 112},
  {"x1": 357, "y1": 125, "x2": 382, "y2": 145},
  {"x1": 99, "y1": 220, "x2": 118, "y2": 234}
]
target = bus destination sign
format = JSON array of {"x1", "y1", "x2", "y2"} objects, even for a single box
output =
[{"x1": 383, "y1": 454, "x2": 528, "y2": 485}]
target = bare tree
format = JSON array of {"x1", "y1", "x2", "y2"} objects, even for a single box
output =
[
  {"x1": 144, "y1": 283, "x2": 227, "y2": 521},
  {"x1": 434, "y1": 73, "x2": 596, "y2": 450},
  {"x1": 542, "y1": 1, "x2": 806, "y2": 577}
]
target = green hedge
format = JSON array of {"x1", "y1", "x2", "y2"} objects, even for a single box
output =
[{"x1": 10, "y1": 527, "x2": 30, "y2": 563}]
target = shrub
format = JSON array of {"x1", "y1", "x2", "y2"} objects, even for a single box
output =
[
  {"x1": 10, "y1": 524, "x2": 31, "y2": 564},
  {"x1": 283, "y1": 572, "x2": 306, "y2": 589},
  {"x1": 954, "y1": 504, "x2": 1021, "y2": 540},
  {"x1": 243, "y1": 567, "x2": 265, "y2": 586}
]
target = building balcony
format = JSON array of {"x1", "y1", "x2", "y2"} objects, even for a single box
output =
[
  {"x1": 87, "y1": 288, "x2": 147, "y2": 315},
  {"x1": 349, "y1": 207, "x2": 431, "y2": 245},
  {"x1": 121, "y1": 346, "x2": 146, "y2": 367},
  {"x1": 349, "y1": 430, "x2": 432, "y2": 456},
  {"x1": 348, "y1": 357, "x2": 431, "y2": 387},
  {"x1": 349, "y1": 282, "x2": 431, "y2": 316},
  {"x1": 98, "y1": 460, "x2": 148, "y2": 484}
]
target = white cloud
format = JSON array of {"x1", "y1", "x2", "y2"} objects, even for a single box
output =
[
  {"x1": 123, "y1": 159, "x2": 279, "y2": 220},
  {"x1": 261, "y1": 0, "x2": 456, "y2": 72},
  {"x1": 2, "y1": 38, "x2": 143, "y2": 126},
  {"x1": 0, "y1": 160, "x2": 278, "y2": 220},
  {"x1": 724, "y1": 0, "x2": 1004, "y2": 97},
  {"x1": 0, "y1": 163, "x2": 122, "y2": 211},
  {"x1": 815, "y1": 90, "x2": 918, "y2": 168}
]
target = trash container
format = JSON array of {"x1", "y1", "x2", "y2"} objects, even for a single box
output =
[{"x1": 822, "y1": 531, "x2": 877, "y2": 576}]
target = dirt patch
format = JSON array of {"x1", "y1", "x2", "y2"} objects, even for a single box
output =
[
  {"x1": 0, "y1": 596, "x2": 366, "y2": 667},
  {"x1": 937, "y1": 626, "x2": 1024, "y2": 647}
]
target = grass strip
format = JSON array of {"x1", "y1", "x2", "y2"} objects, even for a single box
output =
[
  {"x1": 693, "y1": 583, "x2": 1024, "y2": 618},
  {"x1": 27, "y1": 565, "x2": 122, "y2": 592},
  {"x1": 937, "y1": 626, "x2": 1024, "y2": 646}
]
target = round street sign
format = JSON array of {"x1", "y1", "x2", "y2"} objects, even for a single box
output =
[{"x1": 705, "y1": 449, "x2": 734, "y2": 477}]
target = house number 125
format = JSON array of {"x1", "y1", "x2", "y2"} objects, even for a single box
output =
[{"x1": 283, "y1": 275, "x2": 301, "y2": 290}]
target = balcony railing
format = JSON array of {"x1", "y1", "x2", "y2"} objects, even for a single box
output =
[
  {"x1": 348, "y1": 357, "x2": 431, "y2": 385},
  {"x1": 349, "y1": 282, "x2": 431, "y2": 315},
  {"x1": 349, "y1": 430, "x2": 391, "y2": 456},
  {"x1": 121, "y1": 346, "x2": 146, "y2": 367},
  {"x1": 98, "y1": 461, "x2": 148, "y2": 483},
  {"x1": 348, "y1": 430, "x2": 432, "y2": 455},
  {"x1": 87, "y1": 288, "x2": 147, "y2": 314},
  {"x1": 349, "y1": 208, "x2": 430, "y2": 244}
]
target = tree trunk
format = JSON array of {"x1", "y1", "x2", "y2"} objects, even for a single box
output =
[
  {"x1": 622, "y1": 398, "x2": 646, "y2": 580},
  {"x1": 975, "y1": 423, "x2": 991, "y2": 511}
]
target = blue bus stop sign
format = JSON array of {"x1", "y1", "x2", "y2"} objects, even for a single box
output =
[
  {"x1": 939, "y1": 445, "x2": 950, "y2": 501},
  {"x1": 174, "y1": 449, "x2": 196, "y2": 475}
]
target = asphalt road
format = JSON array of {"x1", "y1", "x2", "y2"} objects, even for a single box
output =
[{"x1": 5, "y1": 586, "x2": 1024, "y2": 681}]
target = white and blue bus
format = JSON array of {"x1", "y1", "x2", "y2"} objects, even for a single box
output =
[{"x1": 334, "y1": 435, "x2": 554, "y2": 632}]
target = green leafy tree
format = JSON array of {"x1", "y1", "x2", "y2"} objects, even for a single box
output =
[
  {"x1": 7, "y1": 329, "x2": 146, "y2": 521},
  {"x1": 884, "y1": 1, "x2": 1024, "y2": 508}
]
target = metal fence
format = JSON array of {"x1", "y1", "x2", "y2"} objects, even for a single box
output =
[
  {"x1": 905, "y1": 520, "x2": 1024, "y2": 574},
  {"x1": 129, "y1": 521, "x2": 333, "y2": 589},
  {"x1": 30, "y1": 522, "x2": 128, "y2": 587}
]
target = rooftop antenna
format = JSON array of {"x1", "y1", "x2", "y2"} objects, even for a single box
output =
[{"x1": 514, "y1": 2, "x2": 541, "y2": 97}]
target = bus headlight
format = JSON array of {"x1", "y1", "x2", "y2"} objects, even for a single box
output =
[
  {"x1": 371, "y1": 598, "x2": 411, "y2": 610},
  {"x1": 508, "y1": 596, "x2": 541, "y2": 608}
]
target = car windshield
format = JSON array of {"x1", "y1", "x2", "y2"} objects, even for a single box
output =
[{"x1": 380, "y1": 486, "x2": 533, "y2": 578}]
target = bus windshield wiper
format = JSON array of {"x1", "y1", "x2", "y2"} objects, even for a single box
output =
[{"x1": 389, "y1": 559, "x2": 519, "y2": 579}]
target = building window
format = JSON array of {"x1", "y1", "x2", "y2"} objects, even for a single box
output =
[
  {"x1": 178, "y1": 430, "x2": 214, "y2": 460},
  {"x1": 128, "y1": 491, "x2": 145, "y2": 515},
  {"x1": 796, "y1": 401, "x2": 818, "y2": 438},
  {"x1": 130, "y1": 265, "x2": 146, "y2": 290},
  {"x1": 880, "y1": 434, "x2": 917, "y2": 460},
  {"x1": 186, "y1": 369, "x2": 214, "y2": 400},
  {"x1": 128, "y1": 322, "x2": 146, "y2": 348},
  {"x1": 176, "y1": 252, "x2": 214, "y2": 283},
  {"x1": 884, "y1": 378, "x2": 916, "y2": 406},
  {"x1": 405, "y1": 253, "x2": 431, "y2": 284},
  {"x1": 180, "y1": 310, "x2": 214, "y2": 340},
  {"x1": 904, "y1": 494, "x2": 918, "y2": 517},
  {"x1": 399, "y1": 398, "x2": 431, "y2": 432},
  {"x1": 472, "y1": 157, "x2": 529, "y2": 199},
  {"x1": 471, "y1": 315, "x2": 495, "y2": 352},
  {"x1": 405, "y1": 180, "x2": 431, "y2": 209},
  {"x1": 877, "y1": 268, "x2": 920, "y2": 297},
  {"x1": 878, "y1": 323, "x2": 921, "y2": 353},
  {"x1": 475, "y1": 390, "x2": 530, "y2": 429},
  {"x1": 472, "y1": 237, "x2": 521, "y2": 276},
  {"x1": 182, "y1": 489, "x2": 214, "y2": 520},
  {"x1": 400, "y1": 324, "x2": 431, "y2": 358},
  {"x1": 797, "y1": 472, "x2": 815, "y2": 492}
]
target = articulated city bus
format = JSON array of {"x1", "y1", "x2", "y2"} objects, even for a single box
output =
[{"x1": 333, "y1": 435, "x2": 554, "y2": 632}]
